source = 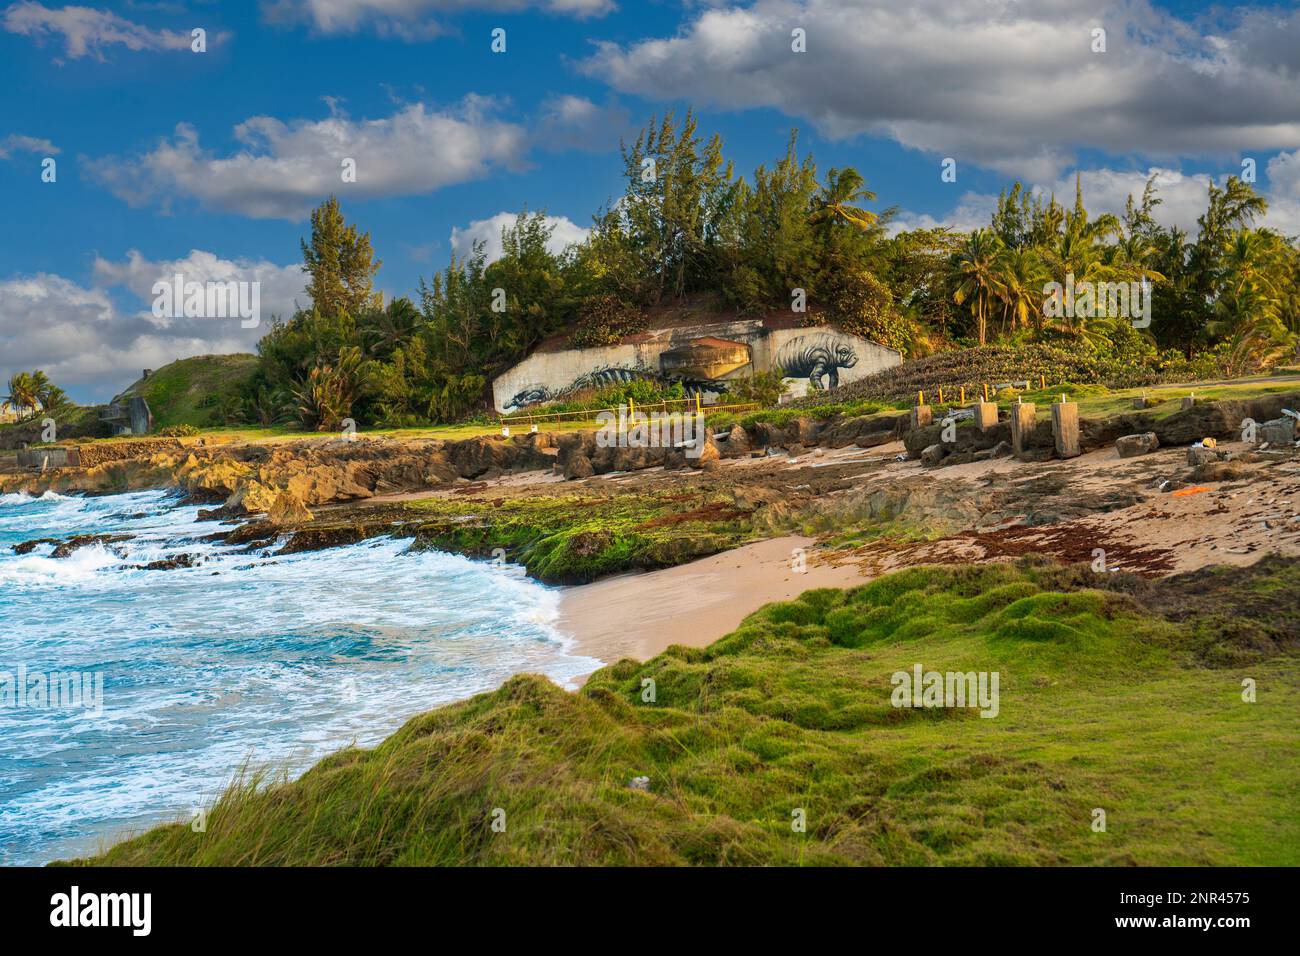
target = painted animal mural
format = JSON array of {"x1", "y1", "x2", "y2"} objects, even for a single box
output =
[
  {"x1": 503, "y1": 366, "x2": 726, "y2": 413},
  {"x1": 774, "y1": 333, "x2": 859, "y2": 389}
]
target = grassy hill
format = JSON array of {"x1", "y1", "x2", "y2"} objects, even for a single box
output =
[
  {"x1": 73, "y1": 557, "x2": 1299, "y2": 866},
  {"x1": 114, "y1": 354, "x2": 259, "y2": 429}
]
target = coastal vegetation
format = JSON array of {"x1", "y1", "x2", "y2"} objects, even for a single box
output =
[
  {"x1": 114, "y1": 354, "x2": 260, "y2": 429},
  {"x1": 5, "y1": 113, "x2": 1297, "y2": 443},
  {"x1": 75, "y1": 557, "x2": 1300, "y2": 866},
  {"x1": 190, "y1": 113, "x2": 1300, "y2": 431},
  {"x1": 4, "y1": 369, "x2": 71, "y2": 422}
]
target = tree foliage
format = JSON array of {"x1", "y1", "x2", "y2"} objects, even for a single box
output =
[{"x1": 231, "y1": 123, "x2": 1298, "y2": 429}]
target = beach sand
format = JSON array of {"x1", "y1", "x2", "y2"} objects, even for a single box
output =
[{"x1": 558, "y1": 534, "x2": 870, "y2": 671}]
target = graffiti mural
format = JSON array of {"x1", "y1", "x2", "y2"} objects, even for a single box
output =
[
  {"x1": 773, "y1": 333, "x2": 859, "y2": 390},
  {"x1": 503, "y1": 366, "x2": 726, "y2": 413},
  {"x1": 492, "y1": 322, "x2": 900, "y2": 414}
]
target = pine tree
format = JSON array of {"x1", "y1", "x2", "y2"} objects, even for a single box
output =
[{"x1": 301, "y1": 196, "x2": 382, "y2": 318}]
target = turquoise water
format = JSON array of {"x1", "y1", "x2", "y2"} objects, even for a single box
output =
[{"x1": 0, "y1": 490, "x2": 598, "y2": 865}]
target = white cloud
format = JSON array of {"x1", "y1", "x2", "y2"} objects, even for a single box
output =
[
  {"x1": 86, "y1": 98, "x2": 530, "y2": 220},
  {"x1": 263, "y1": 0, "x2": 613, "y2": 37},
  {"x1": 0, "y1": 133, "x2": 59, "y2": 159},
  {"x1": 1, "y1": 250, "x2": 306, "y2": 402},
  {"x1": 1267, "y1": 150, "x2": 1300, "y2": 200},
  {"x1": 450, "y1": 211, "x2": 589, "y2": 263},
  {"x1": 92, "y1": 248, "x2": 308, "y2": 322},
  {"x1": 2, "y1": 2, "x2": 226, "y2": 61},
  {"x1": 581, "y1": 0, "x2": 1300, "y2": 180}
]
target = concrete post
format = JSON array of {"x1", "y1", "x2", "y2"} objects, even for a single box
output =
[
  {"x1": 910, "y1": 405, "x2": 933, "y2": 430},
  {"x1": 1181, "y1": 394, "x2": 1196, "y2": 410},
  {"x1": 1010, "y1": 403, "x2": 1036, "y2": 457},
  {"x1": 973, "y1": 402, "x2": 999, "y2": 432},
  {"x1": 1052, "y1": 401, "x2": 1080, "y2": 458}
]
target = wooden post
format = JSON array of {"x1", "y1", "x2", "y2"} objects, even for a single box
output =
[
  {"x1": 973, "y1": 402, "x2": 999, "y2": 431},
  {"x1": 959, "y1": 386, "x2": 965, "y2": 405},
  {"x1": 1010, "y1": 402, "x2": 1036, "y2": 457},
  {"x1": 1039, "y1": 374, "x2": 1045, "y2": 390},
  {"x1": 1051, "y1": 399, "x2": 1080, "y2": 458},
  {"x1": 938, "y1": 386, "x2": 944, "y2": 405}
]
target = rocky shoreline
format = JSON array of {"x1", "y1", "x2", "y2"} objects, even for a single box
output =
[{"x1": 5, "y1": 389, "x2": 1299, "y2": 588}]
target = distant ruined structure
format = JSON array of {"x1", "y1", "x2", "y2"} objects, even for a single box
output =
[
  {"x1": 492, "y1": 318, "x2": 901, "y2": 414},
  {"x1": 99, "y1": 396, "x2": 153, "y2": 437}
]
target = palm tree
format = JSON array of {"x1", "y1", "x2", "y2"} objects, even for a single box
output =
[
  {"x1": 995, "y1": 247, "x2": 1049, "y2": 334},
  {"x1": 951, "y1": 230, "x2": 1006, "y2": 345},
  {"x1": 1108, "y1": 232, "x2": 1167, "y2": 288},
  {"x1": 362, "y1": 297, "x2": 422, "y2": 359},
  {"x1": 1208, "y1": 231, "x2": 1291, "y2": 367},
  {"x1": 5, "y1": 372, "x2": 37, "y2": 420},
  {"x1": 808, "y1": 167, "x2": 877, "y2": 234}
]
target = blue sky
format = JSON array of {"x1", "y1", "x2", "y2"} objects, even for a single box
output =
[{"x1": 1, "y1": 0, "x2": 1298, "y2": 402}]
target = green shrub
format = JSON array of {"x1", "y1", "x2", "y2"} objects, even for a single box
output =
[
  {"x1": 569, "y1": 295, "x2": 648, "y2": 348},
  {"x1": 157, "y1": 424, "x2": 200, "y2": 437}
]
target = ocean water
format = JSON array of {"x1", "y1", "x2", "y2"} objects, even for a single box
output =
[{"x1": 0, "y1": 489, "x2": 599, "y2": 866}]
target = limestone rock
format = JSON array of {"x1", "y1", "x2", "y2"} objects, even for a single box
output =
[
  {"x1": 688, "y1": 436, "x2": 721, "y2": 469},
  {"x1": 1115, "y1": 432, "x2": 1160, "y2": 458},
  {"x1": 791, "y1": 416, "x2": 820, "y2": 445},
  {"x1": 1257, "y1": 417, "x2": 1298, "y2": 446},
  {"x1": 920, "y1": 443, "x2": 947, "y2": 466},
  {"x1": 268, "y1": 491, "x2": 313, "y2": 525},
  {"x1": 225, "y1": 479, "x2": 280, "y2": 514},
  {"x1": 1191, "y1": 460, "x2": 1249, "y2": 483},
  {"x1": 720, "y1": 424, "x2": 751, "y2": 458},
  {"x1": 749, "y1": 421, "x2": 791, "y2": 450},
  {"x1": 564, "y1": 454, "x2": 594, "y2": 480},
  {"x1": 448, "y1": 436, "x2": 514, "y2": 479}
]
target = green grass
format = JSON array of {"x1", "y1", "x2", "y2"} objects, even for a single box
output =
[
  {"x1": 403, "y1": 491, "x2": 758, "y2": 584},
  {"x1": 73, "y1": 558, "x2": 1300, "y2": 866},
  {"x1": 115, "y1": 354, "x2": 259, "y2": 428}
]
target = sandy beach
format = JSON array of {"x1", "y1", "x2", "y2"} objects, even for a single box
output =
[{"x1": 558, "y1": 534, "x2": 870, "y2": 668}]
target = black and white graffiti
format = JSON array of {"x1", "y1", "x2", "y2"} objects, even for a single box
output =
[
  {"x1": 774, "y1": 333, "x2": 859, "y2": 390},
  {"x1": 504, "y1": 366, "x2": 725, "y2": 413}
]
